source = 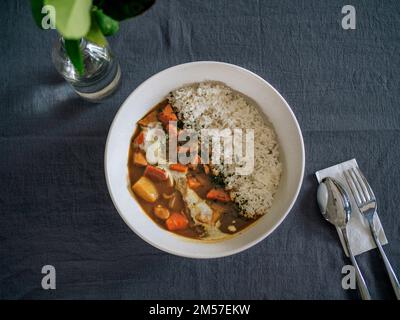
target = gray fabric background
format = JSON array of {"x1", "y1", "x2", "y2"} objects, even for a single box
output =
[{"x1": 0, "y1": 0, "x2": 399, "y2": 299}]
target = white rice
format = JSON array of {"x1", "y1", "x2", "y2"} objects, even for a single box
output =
[{"x1": 168, "y1": 82, "x2": 282, "y2": 218}]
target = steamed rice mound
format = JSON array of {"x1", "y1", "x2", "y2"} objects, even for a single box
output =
[{"x1": 168, "y1": 82, "x2": 282, "y2": 218}]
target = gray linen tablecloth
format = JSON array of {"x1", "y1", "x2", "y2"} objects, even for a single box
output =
[{"x1": 0, "y1": 0, "x2": 399, "y2": 299}]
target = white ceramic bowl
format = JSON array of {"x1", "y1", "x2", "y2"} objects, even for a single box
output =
[{"x1": 105, "y1": 61, "x2": 304, "y2": 258}]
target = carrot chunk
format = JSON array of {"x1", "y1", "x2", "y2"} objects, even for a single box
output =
[
  {"x1": 134, "y1": 131, "x2": 145, "y2": 146},
  {"x1": 158, "y1": 112, "x2": 177, "y2": 125},
  {"x1": 165, "y1": 212, "x2": 189, "y2": 231},
  {"x1": 163, "y1": 104, "x2": 174, "y2": 114},
  {"x1": 144, "y1": 165, "x2": 169, "y2": 182},
  {"x1": 138, "y1": 110, "x2": 158, "y2": 126},
  {"x1": 158, "y1": 104, "x2": 177, "y2": 125},
  {"x1": 133, "y1": 151, "x2": 148, "y2": 167},
  {"x1": 206, "y1": 188, "x2": 231, "y2": 202},
  {"x1": 187, "y1": 176, "x2": 202, "y2": 189},
  {"x1": 169, "y1": 163, "x2": 188, "y2": 174}
]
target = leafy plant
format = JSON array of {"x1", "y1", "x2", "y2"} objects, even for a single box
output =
[{"x1": 31, "y1": 0, "x2": 155, "y2": 75}]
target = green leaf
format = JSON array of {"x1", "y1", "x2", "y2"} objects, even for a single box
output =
[
  {"x1": 94, "y1": 8, "x2": 119, "y2": 36},
  {"x1": 44, "y1": 0, "x2": 93, "y2": 39},
  {"x1": 85, "y1": 13, "x2": 108, "y2": 47},
  {"x1": 94, "y1": 0, "x2": 155, "y2": 21},
  {"x1": 31, "y1": 0, "x2": 45, "y2": 29},
  {"x1": 64, "y1": 39, "x2": 84, "y2": 75}
]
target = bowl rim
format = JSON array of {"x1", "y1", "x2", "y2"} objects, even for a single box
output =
[{"x1": 104, "y1": 61, "x2": 305, "y2": 258}]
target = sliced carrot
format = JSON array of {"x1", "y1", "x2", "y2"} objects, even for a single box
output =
[
  {"x1": 206, "y1": 188, "x2": 231, "y2": 202},
  {"x1": 158, "y1": 112, "x2": 177, "y2": 125},
  {"x1": 158, "y1": 104, "x2": 177, "y2": 125},
  {"x1": 165, "y1": 212, "x2": 189, "y2": 231},
  {"x1": 144, "y1": 165, "x2": 169, "y2": 182},
  {"x1": 169, "y1": 163, "x2": 188, "y2": 174},
  {"x1": 133, "y1": 151, "x2": 148, "y2": 167},
  {"x1": 134, "y1": 131, "x2": 145, "y2": 146},
  {"x1": 187, "y1": 176, "x2": 202, "y2": 189},
  {"x1": 138, "y1": 110, "x2": 158, "y2": 126},
  {"x1": 163, "y1": 104, "x2": 174, "y2": 114}
]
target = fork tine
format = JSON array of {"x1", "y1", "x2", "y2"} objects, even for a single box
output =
[
  {"x1": 349, "y1": 168, "x2": 368, "y2": 203},
  {"x1": 344, "y1": 170, "x2": 362, "y2": 206},
  {"x1": 351, "y1": 168, "x2": 372, "y2": 202},
  {"x1": 354, "y1": 167, "x2": 375, "y2": 201}
]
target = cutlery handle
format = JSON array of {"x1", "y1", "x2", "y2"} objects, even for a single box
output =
[
  {"x1": 368, "y1": 219, "x2": 400, "y2": 300},
  {"x1": 341, "y1": 228, "x2": 372, "y2": 300}
]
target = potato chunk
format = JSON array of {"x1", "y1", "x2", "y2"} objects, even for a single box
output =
[{"x1": 132, "y1": 176, "x2": 158, "y2": 202}]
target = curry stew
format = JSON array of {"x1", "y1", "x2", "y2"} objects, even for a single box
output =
[{"x1": 128, "y1": 101, "x2": 258, "y2": 240}]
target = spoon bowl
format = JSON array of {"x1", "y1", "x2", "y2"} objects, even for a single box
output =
[{"x1": 317, "y1": 177, "x2": 351, "y2": 228}]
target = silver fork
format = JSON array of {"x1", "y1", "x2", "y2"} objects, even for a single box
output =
[{"x1": 344, "y1": 167, "x2": 400, "y2": 300}]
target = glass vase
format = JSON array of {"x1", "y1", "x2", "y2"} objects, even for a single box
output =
[{"x1": 52, "y1": 37, "x2": 121, "y2": 102}]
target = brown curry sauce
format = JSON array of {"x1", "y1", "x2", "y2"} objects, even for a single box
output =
[{"x1": 128, "y1": 101, "x2": 258, "y2": 240}]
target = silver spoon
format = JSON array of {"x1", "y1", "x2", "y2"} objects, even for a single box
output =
[{"x1": 317, "y1": 177, "x2": 371, "y2": 300}]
